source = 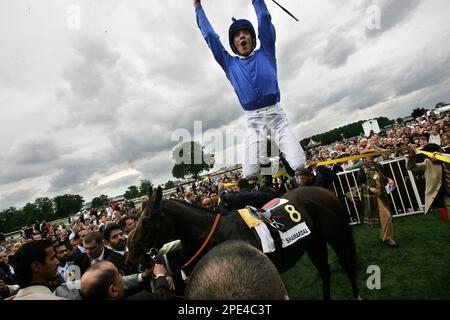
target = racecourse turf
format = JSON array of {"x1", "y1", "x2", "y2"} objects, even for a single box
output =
[{"x1": 281, "y1": 211, "x2": 450, "y2": 300}]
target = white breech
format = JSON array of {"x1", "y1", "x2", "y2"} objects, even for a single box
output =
[{"x1": 242, "y1": 104, "x2": 306, "y2": 179}]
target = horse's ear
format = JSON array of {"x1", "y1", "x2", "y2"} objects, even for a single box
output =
[
  {"x1": 139, "y1": 185, "x2": 154, "y2": 217},
  {"x1": 147, "y1": 185, "x2": 153, "y2": 198},
  {"x1": 152, "y1": 186, "x2": 163, "y2": 210}
]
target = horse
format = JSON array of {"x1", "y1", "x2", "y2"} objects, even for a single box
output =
[{"x1": 126, "y1": 186, "x2": 360, "y2": 300}]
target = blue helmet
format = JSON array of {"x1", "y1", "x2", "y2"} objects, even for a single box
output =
[{"x1": 228, "y1": 17, "x2": 256, "y2": 55}]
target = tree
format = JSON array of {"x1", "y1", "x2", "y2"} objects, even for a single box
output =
[
  {"x1": 91, "y1": 195, "x2": 110, "y2": 208},
  {"x1": 396, "y1": 118, "x2": 404, "y2": 124},
  {"x1": 139, "y1": 179, "x2": 153, "y2": 196},
  {"x1": 22, "y1": 202, "x2": 41, "y2": 226},
  {"x1": 34, "y1": 197, "x2": 55, "y2": 222},
  {"x1": 171, "y1": 141, "x2": 212, "y2": 180},
  {"x1": 411, "y1": 108, "x2": 427, "y2": 119},
  {"x1": 53, "y1": 194, "x2": 84, "y2": 218},
  {"x1": 0, "y1": 207, "x2": 23, "y2": 233},
  {"x1": 124, "y1": 185, "x2": 140, "y2": 200},
  {"x1": 165, "y1": 180, "x2": 175, "y2": 189}
]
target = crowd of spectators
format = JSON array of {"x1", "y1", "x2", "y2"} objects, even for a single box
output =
[
  {"x1": 1, "y1": 110, "x2": 449, "y2": 300},
  {"x1": 307, "y1": 110, "x2": 450, "y2": 172}
]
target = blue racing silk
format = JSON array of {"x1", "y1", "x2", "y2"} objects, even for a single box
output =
[{"x1": 195, "y1": 0, "x2": 281, "y2": 111}]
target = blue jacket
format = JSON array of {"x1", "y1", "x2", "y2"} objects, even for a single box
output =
[{"x1": 196, "y1": 0, "x2": 280, "y2": 111}]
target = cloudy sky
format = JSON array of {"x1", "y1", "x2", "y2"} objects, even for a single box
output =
[{"x1": 1, "y1": 0, "x2": 449, "y2": 209}]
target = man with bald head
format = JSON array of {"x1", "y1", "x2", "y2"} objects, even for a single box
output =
[
  {"x1": 185, "y1": 240, "x2": 288, "y2": 300},
  {"x1": 80, "y1": 261, "x2": 125, "y2": 300},
  {"x1": 80, "y1": 261, "x2": 171, "y2": 300}
]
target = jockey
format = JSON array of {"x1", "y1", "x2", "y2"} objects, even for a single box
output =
[{"x1": 193, "y1": 0, "x2": 306, "y2": 179}]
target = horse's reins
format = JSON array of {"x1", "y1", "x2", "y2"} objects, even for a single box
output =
[
  {"x1": 161, "y1": 212, "x2": 221, "y2": 300},
  {"x1": 181, "y1": 212, "x2": 222, "y2": 270}
]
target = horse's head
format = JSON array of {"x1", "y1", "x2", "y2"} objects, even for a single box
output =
[{"x1": 126, "y1": 186, "x2": 174, "y2": 268}]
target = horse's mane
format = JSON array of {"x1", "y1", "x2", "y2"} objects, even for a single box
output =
[{"x1": 165, "y1": 198, "x2": 219, "y2": 215}]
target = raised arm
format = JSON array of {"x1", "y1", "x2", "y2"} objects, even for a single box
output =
[
  {"x1": 194, "y1": 0, "x2": 232, "y2": 71},
  {"x1": 252, "y1": 0, "x2": 276, "y2": 56}
]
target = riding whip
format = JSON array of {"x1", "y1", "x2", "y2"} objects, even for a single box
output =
[{"x1": 271, "y1": 0, "x2": 299, "y2": 22}]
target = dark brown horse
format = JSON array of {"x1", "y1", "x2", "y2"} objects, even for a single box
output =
[{"x1": 126, "y1": 186, "x2": 360, "y2": 300}]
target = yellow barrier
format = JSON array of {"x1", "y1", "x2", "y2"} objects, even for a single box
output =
[
  {"x1": 416, "y1": 150, "x2": 450, "y2": 163},
  {"x1": 224, "y1": 180, "x2": 257, "y2": 188},
  {"x1": 310, "y1": 148, "x2": 406, "y2": 167}
]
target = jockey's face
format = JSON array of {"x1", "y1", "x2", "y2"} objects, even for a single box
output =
[{"x1": 234, "y1": 29, "x2": 253, "y2": 56}]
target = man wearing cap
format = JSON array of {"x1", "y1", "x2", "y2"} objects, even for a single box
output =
[
  {"x1": 357, "y1": 151, "x2": 399, "y2": 248},
  {"x1": 193, "y1": 0, "x2": 306, "y2": 179}
]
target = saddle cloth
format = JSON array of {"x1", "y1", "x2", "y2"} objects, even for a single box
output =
[{"x1": 238, "y1": 198, "x2": 311, "y2": 253}]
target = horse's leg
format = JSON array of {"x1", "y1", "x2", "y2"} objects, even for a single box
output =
[
  {"x1": 306, "y1": 239, "x2": 331, "y2": 300},
  {"x1": 328, "y1": 231, "x2": 360, "y2": 300}
]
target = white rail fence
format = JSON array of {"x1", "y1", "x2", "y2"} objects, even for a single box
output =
[{"x1": 332, "y1": 157, "x2": 425, "y2": 225}]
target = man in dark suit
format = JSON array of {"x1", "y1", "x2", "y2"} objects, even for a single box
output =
[
  {"x1": 75, "y1": 231, "x2": 112, "y2": 275},
  {"x1": 103, "y1": 223, "x2": 138, "y2": 275},
  {"x1": 218, "y1": 178, "x2": 277, "y2": 210},
  {"x1": 55, "y1": 232, "x2": 154, "y2": 299},
  {"x1": 297, "y1": 166, "x2": 336, "y2": 190},
  {"x1": 68, "y1": 229, "x2": 88, "y2": 262}
]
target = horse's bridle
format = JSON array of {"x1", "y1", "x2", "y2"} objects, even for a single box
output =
[
  {"x1": 130, "y1": 238, "x2": 152, "y2": 254},
  {"x1": 130, "y1": 204, "x2": 222, "y2": 275},
  {"x1": 131, "y1": 214, "x2": 162, "y2": 255}
]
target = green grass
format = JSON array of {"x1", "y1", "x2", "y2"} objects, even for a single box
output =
[{"x1": 281, "y1": 212, "x2": 450, "y2": 300}]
